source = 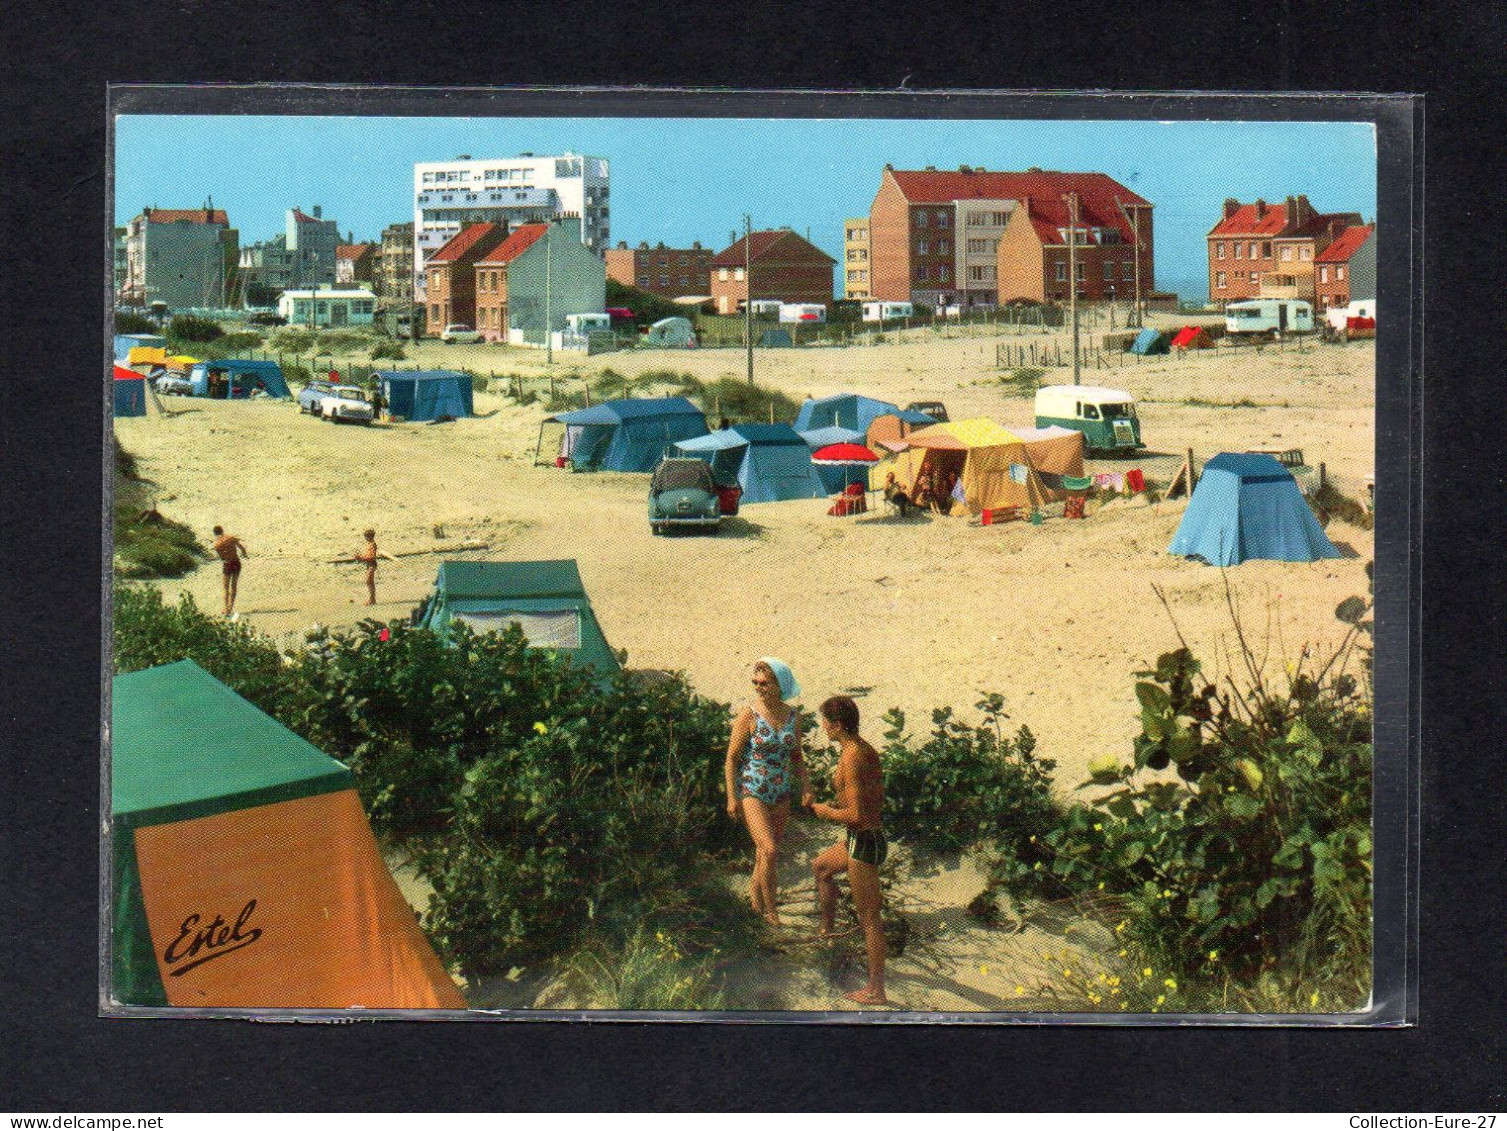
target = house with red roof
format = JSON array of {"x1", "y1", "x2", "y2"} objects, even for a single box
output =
[
  {"x1": 470, "y1": 220, "x2": 607, "y2": 345},
  {"x1": 1207, "y1": 196, "x2": 1364, "y2": 307},
  {"x1": 121, "y1": 205, "x2": 238, "y2": 310},
  {"x1": 424, "y1": 222, "x2": 509, "y2": 334},
  {"x1": 709, "y1": 229, "x2": 836, "y2": 316},
  {"x1": 335, "y1": 243, "x2": 377, "y2": 287},
  {"x1": 1313, "y1": 224, "x2": 1375, "y2": 313},
  {"x1": 473, "y1": 223, "x2": 548, "y2": 341},
  {"x1": 868, "y1": 166, "x2": 1153, "y2": 309}
]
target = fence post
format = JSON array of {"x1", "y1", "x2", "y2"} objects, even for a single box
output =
[{"x1": 1319, "y1": 461, "x2": 1327, "y2": 490}]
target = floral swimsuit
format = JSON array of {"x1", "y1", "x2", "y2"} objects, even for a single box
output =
[{"x1": 740, "y1": 710, "x2": 797, "y2": 805}]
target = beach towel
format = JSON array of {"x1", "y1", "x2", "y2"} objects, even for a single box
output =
[
  {"x1": 1094, "y1": 473, "x2": 1116, "y2": 490},
  {"x1": 1126, "y1": 468, "x2": 1146, "y2": 493},
  {"x1": 1010, "y1": 463, "x2": 1030, "y2": 484},
  {"x1": 1063, "y1": 475, "x2": 1094, "y2": 491}
]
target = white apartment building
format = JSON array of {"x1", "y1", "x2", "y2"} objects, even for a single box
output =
[{"x1": 412, "y1": 152, "x2": 609, "y2": 298}]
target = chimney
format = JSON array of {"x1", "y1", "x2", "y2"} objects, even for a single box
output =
[
  {"x1": 924, "y1": 165, "x2": 937, "y2": 172},
  {"x1": 1255, "y1": 199, "x2": 1266, "y2": 219},
  {"x1": 640, "y1": 241, "x2": 649, "y2": 250},
  {"x1": 312, "y1": 205, "x2": 322, "y2": 219},
  {"x1": 883, "y1": 162, "x2": 893, "y2": 171},
  {"x1": 617, "y1": 240, "x2": 627, "y2": 249},
  {"x1": 1027, "y1": 166, "x2": 1043, "y2": 173},
  {"x1": 1223, "y1": 199, "x2": 1240, "y2": 220},
  {"x1": 959, "y1": 165, "x2": 972, "y2": 173},
  {"x1": 692, "y1": 240, "x2": 701, "y2": 250}
]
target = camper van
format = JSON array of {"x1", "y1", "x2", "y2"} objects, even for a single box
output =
[
  {"x1": 1224, "y1": 298, "x2": 1315, "y2": 336},
  {"x1": 1034, "y1": 385, "x2": 1142, "y2": 453},
  {"x1": 861, "y1": 301, "x2": 914, "y2": 323},
  {"x1": 566, "y1": 312, "x2": 612, "y2": 334},
  {"x1": 778, "y1": 303, "x2": 826, "y2": 324},
  {"x1": 748, "y1": 299, "x2": 783, "y2": 318},
  {"x1": 1324, "y1": 298, "x2": 1377, "y2": 333}
]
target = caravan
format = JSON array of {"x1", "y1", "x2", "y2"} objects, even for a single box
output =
[
  {"x1": 779, "y1": 303, "x2": 826, "y2": 324},
  {"x1": 861, "y1": 301, "x2": 913, "y2": 323},
  {"x1": 1224, "y1": 298, "x2": 1314, "y2": 336},
  {"x1": 1034, "y1": 385, "x2": 1142, "y2": 453}
]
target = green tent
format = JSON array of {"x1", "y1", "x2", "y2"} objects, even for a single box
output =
[
  {"x1": 416, "y1": 560, "x2": 622, "y2": 679},
  {"x1": 110, "y1": 661, "x2": 464, "y2": 1009}
]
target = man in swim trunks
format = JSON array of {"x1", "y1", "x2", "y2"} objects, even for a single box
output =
[
  {"x1": 211, "y1": 525, "x2": 248, "y2": 617},
  {"x1": 810, "y1": 694, "x2": 888, "y2": 1005}
]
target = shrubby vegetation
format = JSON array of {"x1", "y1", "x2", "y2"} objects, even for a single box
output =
[
  {"x1": 112, "y1": 440, "x2": 204, "y2": 579},
  {"x1": 114, "y1": 312, "x2": 157, "y2": 335},
  {"x1": 167, "y1": 314, "x2": 224, "y2": 343}
]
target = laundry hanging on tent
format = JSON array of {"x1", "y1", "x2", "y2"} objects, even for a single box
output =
[
  {"x1": 1063, "y1": 474, "x2": 1094, "y2": 491},
  {"x1": 1009, "y1": 463, "x2": 1030, "y2": 483},
  {"x1": 1126, "y1": 468, "x2": 1146, "y2": 493}
]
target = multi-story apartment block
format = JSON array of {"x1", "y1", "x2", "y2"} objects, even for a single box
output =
[
  {"x1": 114, "y1": 227, "x2": 129, "y2": 299},
  {"x1": 709, "y1": 229, "x2": 836, "y2": 316},
  {"x1": 869, "y1": 166, "x2": 1152, "y2": 309},
  {"x1": 335, "y1": 243, "x2": 377, "y2": 287},
  {"x1": 604, "y1": 241, "x2": 712, "y2": 298},
  {"x1": 121, "y1": 206, "x2": 238, "y2": 311},
  {"x1": 377, "y1": 221, "x2": 415, "y2": 304},
  {"x1": 423, "y1": 222, "x2": 509, "y2": 333},
  {"x1": 1207, "y1": 196, "x2": 1363, "y2": 306},
  {"x1": 412, "y1": 152, "x2": 609, "y2": 299},
  {"x1": 1313, "y1": 224, "x2": 1376, "y2": 313},
  {"x1": 238, "y1": 206, "x2": 340, "y2": 303},
  {"x1": 843, "y1": 218, "x2": 872, "y2": 300}
]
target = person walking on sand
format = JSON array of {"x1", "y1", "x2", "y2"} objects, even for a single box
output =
[
  {"x1": 809, "y1": 695, "x2": 888, "y2": 1006},
  {"x1": 357, "y1": 528, "x2": 397, "y2": 606},
  {"x1": 211, "y1": 525, "x2": 248, "y2": 617},
  {"x1": 725, "y1": 658, "x2": 811, "y2": 927}
]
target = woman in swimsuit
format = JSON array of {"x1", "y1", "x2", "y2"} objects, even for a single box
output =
[
  {"x1": 724, "y1": 657, "x2": 811, "y2": 926},
  {"x1": 810, "y1": 694, "x2": 888, "y2": 1006}
]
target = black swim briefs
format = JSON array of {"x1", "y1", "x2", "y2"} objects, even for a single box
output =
[{"x1": 847, "y1": 828, "x2": 888, "y2": 868}]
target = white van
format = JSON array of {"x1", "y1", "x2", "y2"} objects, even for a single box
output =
[
  {"x1": 1324, "y1": 299, "x2": 1376, "y2": 332},
  {"x1": 566, "y1": 312, "x2": 612, "y2": 333},
  {"x1": 1224, "y1": 299, "x2": 1315, "y2": 336},
  {"x1": 778, "y1": 303, "x2": 826, "y2": 324},
  {"x1": 1034, "y1": 385, "x2": 1142, "y2": 453},
  {"x1": 861, "y1": 301, "x2": 914, "y2": 322}
]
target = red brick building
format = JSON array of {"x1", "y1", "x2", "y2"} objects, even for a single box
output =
[
  {"x1": 473, "y1": 223, "x2": 549, "y2": 342},
  {"x1": 709, "y1": 229, "x2": 835, "y2": 315},
  {"x1": 605, "y1": 241, "x2": 712, "y2": 298},
  {"x1": 1313, "y1": 224, "x2": 1376, "y2": 313},
  {"x1": 1207, "y1": 196, "x2": 1363, "y2": 306},
  {"x1": 424, "y1": 222, "x2": 508, "y2": 333},
  {"x1": 868, "y1": 166, "x2": 1152, "y2": 308}
]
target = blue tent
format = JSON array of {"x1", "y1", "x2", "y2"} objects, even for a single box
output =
[
  {"x1": 378, "y1": 370, "x2": 473, "y2": 422},
  {"x1": 1169, "y1": 453, "x2": 1340, "y2": 566},
  {"x1": 1129, "y1": 328, "x2": 1169, "y2": 355},
  {"x1": 113, "y1": 369, "x2": 146, "y2": 417},
  {"x1": 673, "y1": 423, "x2": 828, "y2": 503},
  {"x1": 187, "y1": 359, "x2": 292, "y2": 399},
  {"x1": 542, "y1": 397, "x2": 708, "y2": 472},
  {"x1": 794, "y1": 393, "x2": 933, "y2": 435}
]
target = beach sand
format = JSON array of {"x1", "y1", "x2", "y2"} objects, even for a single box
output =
[{"x1": 116, "y1": 320, "x2": 1374, "y2": 1011}]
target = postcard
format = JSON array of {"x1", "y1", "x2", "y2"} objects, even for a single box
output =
[{"x1": 106, "y1": 89, "x2": 1412, "y2": 1022}]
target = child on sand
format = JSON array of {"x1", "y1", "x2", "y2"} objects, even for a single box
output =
[
  {"x1": 809, "y1": 694, "x2": 888, "y2": 1006},
  {"x1": 211, "y1": 526, "x2": 248, "y2": 617},
  {"x1": 357, "y1": 529, "x2": 397, "y2": 606}
]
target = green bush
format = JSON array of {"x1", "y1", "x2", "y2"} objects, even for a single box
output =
[
  {"x1": 112, "y1": 588, "x2": 304, "y2": 721},
  {"x1": 112, "y1": 439, "x2": 205, "y2": 579},
  {"x1": 806, "y1": 694, "x2": 1059, "y2": 860},
  {"x1": 370, "y1": 342, "x2": 406, "y2": 361},
  {"x1": 115, "y1": 312, "x2": 157, "y2": 335},
  {"x1": 990, "y1": 629, "x2": 1373, "y2": 1006},
  {"x1": 1310, "y1": 482, "x2": 1374, "y2": 531},
  {"x1": 668, "y1": 372, "x2": 801, "y2": 425},
  {"x1": 215, "y1": 331, "x2": 263, "y2": 352},
  {"x1": 270, "y1": 329, "x2": 317, "y2": 353},
  {"x1": 168, "y1": 315, "x2": 224, "y2": 343}
]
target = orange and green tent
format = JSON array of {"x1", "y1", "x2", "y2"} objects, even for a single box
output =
[
  {"x1": 110, "y1": 660, "x2": 465, "y2": 1010},
  {"x1": 868, "y1": 417, "x2": 1059, "y2": 513}
]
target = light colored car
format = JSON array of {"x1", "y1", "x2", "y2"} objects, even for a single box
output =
[
  {"x1": 316, "y1": 385, "x2": 375, "y2": 425},
  {"x1": 298, "y1": 380, "x2": 335, "y2": 414},
  {"x1": 154, "y1": 371, "x2": 193, "y2": 396},
  {"x1": 440, "y1": 324, "x2": 482, "y2": 344}
]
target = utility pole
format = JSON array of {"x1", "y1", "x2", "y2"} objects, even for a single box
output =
[
  {"x1": 1118, "y1": 198, "x2": 1143, "y2": 329},
  {"x1": 545, "y1": 218, "x2": 553, "y2": 365},
  {"x1": 1065, "y1": 192, "x2": 1081, "y2": 386},
  {"x1": 744, "y1": 214, "x2": 754, "y2": 386}
]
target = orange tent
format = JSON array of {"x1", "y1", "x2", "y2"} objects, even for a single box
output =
[{"x1": 1170, "y1": 325, "x2": 1214, "y2": 350}]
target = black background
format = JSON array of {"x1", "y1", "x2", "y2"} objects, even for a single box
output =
[{"x1": 3, "y1": 1, "x2": 1502, "y2": 1112}]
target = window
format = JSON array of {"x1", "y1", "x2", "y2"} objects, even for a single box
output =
[
  {"x1": 659, "y1": 275, "x2": 669, "y2": 287},
  {"x1": 734, "y1": 267, "x2": 745, "y2": 281},
  {"x1": 1319, "y1": 265, "x2": 1330, "y2": 283},
  {"x1": 937, "y1": 211, "x2": 950, "y2": 228},
  {"x1": 1337, "y1": 266, "x2": 1346, "y2": 280},
  {"x1": 938, "y1": 239, "x2": 950, "y2": 255},
  {"x1": 1055, "y1": 263, "x2": 1067, "y2": 282},
  {"x1": 916, "y1": 240, "x2": 929, "y2": 255},
  {"x1": 1280, "y1": 246, "x2": 1294, "y2": 262},
  {"x1": 1104, "y1": 261, "x2": 1116, "y2": 280},
  {"x1": 1300, "y1": 246, "x2": 1313, "y2": 260},
  {"x1": 1249, "y1": 242, "x2": 1259, "y2": 258},
  {"x1": 1123, "y1": 261, "x2": 1134, "y2": 280},
  {"x1": 1261, "y1": 241, "x2": 1272, "y2": 257},
  {"x1": 1216, "y1": 271, "x2": 1227, "y2": 288},
  {"x1": 639, "y1": 275, "x2": 651, "y2": 286},
  {"x1": 718, "y1": 268, "x2": 728, "y2": 281},
  {"x1": 1075, "y1": 262, "x2": 1085, "y2": 281},
  {"x1": 1217, "y1": 242, "x2": 1226, "y2": 259},
  {"x1": 1234, "y1": 243, "x2": 1244, "y2": 259},
  {"x1": 915, "y1": 211, "x2": 928, "y2": 227},
  {"x1": 430, "y1": 304, "x2": 440, "y2": 319},
  {"x1": 916, "y1": 265, "x2": 929, "y2": 281},
  {"x1": 938, "y1": 265, "x2": 950, "y2": 281}
]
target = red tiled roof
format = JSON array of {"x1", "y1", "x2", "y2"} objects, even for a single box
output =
[
  {"x1": 710, "y1": 229, "x2": 834, "y2": 267},
  {"x1": 336, "y1": 243, "x2": 373, "y2": 261},
  {"x1": 1314, "y1": 224, "x2": 1374, "y2": 263},
  {"x1": 889, "y1": 169, "x2": 1149, "y2": 213},
  {"x1": 475, "y1": 223, "x2": 549, "y2": 265},
  {"x1": 140, "y1": 208, "x2": 228, "y2": 225},
  {"x1": 1208, "y1": 202, "x2": 1290, "y2": 237},
  {"x1": 428, "y1": 222, "x2": 505, "y2": 264},
  {"x1": 290, "y1": 209, "x2": 328, "y2": 225}
]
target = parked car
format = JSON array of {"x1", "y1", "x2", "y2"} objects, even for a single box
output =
[
  {"x1": 440, "y1": 324, "x2": 482, "y2": 344},
  {"x1": 248, "y1": 312, "x2": 287, "y2": 326},
  {"x1": 298, "y1": 380, "x2": 335, "y2": 415},
  {"x1": 905, "y1": 400, "x2": 950, "y2": 423},
  {"x1": 154, "y1": 371, "x2": 193, "y2": 396},
  {"x1": 648, "y1": 458, "x2": 722, "y2": 535},
  {"x1": 316, "y1": 385, "x2": 375, "y2": 425}
]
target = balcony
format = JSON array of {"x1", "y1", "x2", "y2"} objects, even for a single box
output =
[{"x1": 1257, "y1": 272, "x2": 1312, "y2": 300}]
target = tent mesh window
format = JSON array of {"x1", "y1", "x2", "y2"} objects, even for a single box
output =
[{"x1": 451, "y1": 609, "x2": 582, "y2": 649}]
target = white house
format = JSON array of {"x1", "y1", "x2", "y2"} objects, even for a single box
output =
[{"x1": 277, "y1": 288, "x2": 378, "y2": 328}]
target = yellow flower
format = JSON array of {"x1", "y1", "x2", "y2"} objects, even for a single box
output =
[
  {"x1": 1062, "y1": 968, "x2": 1073, "y2": 978},
  {"x1": 1015, "y1": 985, "x2": 1026, "y2": 996},
  {"x1": 1115, "y1": 921, "x2": 1126, "y2": 934},
  {"x1": 1156, "y1": 994, "x2": 1166, "y2": 1006},
  {"x1": 980, "y1": 964, "x2": 989, "y2": 976},
  {"x1": 1109, "y1": 987, "x2": 1120, "y2": 996},
  {"x1": 1093, "y1": 822, "x2": 1102, "y2": 831},
  {"x1": 1310, "y1": 991, "x2": 1320, "y2": 1007},
  {"x1": 533, "y1": 721, "x2": 548, "y2": 735},
  {"x1": 1097, "y1": 881, "x2": 1106, "y2": 890},
  {"x1": 1164, "y1": 978, "x2": 1178, "y2": 990},
  {"x1": 1118, "y1": 949, "x2": 1127, "y2": 957},
  {"x1": 1208, "y1": 949, "x2": 1219, "y2": 962},
  {"x1": 1142, "y1": 968, "x2": 1153, "y2": 978},
  {"x1": 1088, "y1": 993, "x2": 1102, "y2": 1004}
]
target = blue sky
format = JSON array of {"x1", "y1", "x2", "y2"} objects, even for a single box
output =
[{"x1": 115, "y1": 115, "x2": 1376, "y2": 299}]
